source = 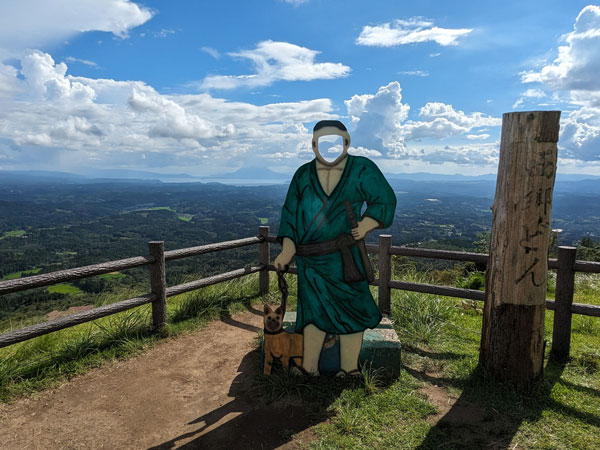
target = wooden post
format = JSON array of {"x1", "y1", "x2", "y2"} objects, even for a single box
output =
[
  {"x1": 149, "y1": 241, "x2": 167, "y2": 330},
  {"x1": 259, "y1": 226, "x2": 270, "y2": 295},
  {"x1": 378, "y1": 235, "x2": 392, "y2": 315},
  {"x1": 551, "y1": 246, "x2": 577, "y2": 362},
  {"x1": 480, "y1": 111, "x2": 561, "y2": 387}
]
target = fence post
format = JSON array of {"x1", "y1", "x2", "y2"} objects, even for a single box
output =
[
  {"x1": 149, "y1": 241, "x2": 167, "y2": 330},
  {"x1": 378, "y1": 234, "x2": 392, "y2": 315},
  {"x1": 259, "y1": 226, "x2": 270, "y2": 295},
  {"x1": 551, "y1": 246, "x2": 577, "y2": 362}
]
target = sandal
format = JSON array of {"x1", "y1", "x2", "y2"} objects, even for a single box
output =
[{"x1": 335, "y1": 369, "x2": 363, "y2": 379}]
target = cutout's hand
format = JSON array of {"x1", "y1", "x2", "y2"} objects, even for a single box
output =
[
  {"x1": 274, "y1": 252, "x2": 292, "y2": 271},
  {"x1": 274, "y1": 237, "x2": 296, "y2": 271},
  {"x1": 351, "y1": 217, "x2": 379, "y2": 241}
]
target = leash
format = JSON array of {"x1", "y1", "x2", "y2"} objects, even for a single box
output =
[{"x1": 276, "y1": 264, "x2": 289, "y2": 315}]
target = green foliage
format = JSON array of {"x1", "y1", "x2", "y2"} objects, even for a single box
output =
[
  {"x1": 459, "y1": 271, "x2": 485, "y2": 291},
  {"x1": 577, "y1": 237, "x2": 600, "y2": 262},
  {"x1": 0, "y1": 229, "x2": 26, "y2": 240},
  {"x1": 1, "y1": 268, "x2": 41, "y2": 281},
  {"x1": 390, "y1": 269, "x2": 455, "y2": 345},
  {"x1": 47, "y1": 283, "x2": 82, "y2": 295}
]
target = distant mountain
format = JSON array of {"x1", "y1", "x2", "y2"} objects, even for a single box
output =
[
  {"x1": 384, "y1": 172, "x2": 497, "y2": 182},
  {"x1": 0, "y1": 170, "x2": 164, "y2": 185},
  {"x1": 76, "y1": 168, "x2": 202, "y2": 180},
  {"x1": 203, "y1": 166, "x2": 291, "y2": 180}
]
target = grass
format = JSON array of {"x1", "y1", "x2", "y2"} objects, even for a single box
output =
[
  {"x1": 1, "y1": 264, "x2": 598, "y2": 449},
  {"x1": 303, "y1": 267, "x2": 600, "y2": 449},
  {"x1": 1, "y1": 268, "x2": 41, "y2": 281},
  {"x1": 0, "y1": 272, "x2": 267, "y2": 403},
  {"x1": 147, "y1": 206, "x2": 176, "y2": 212},
  {"x1": 98, "y1": 272, "x2": 126, "y2": 280},
  {"x1": 47, "y1": 283, "x2": 83, "y2": 295},
  {"x1": 0, "y1": 229, "x2": 26, "y2": 240}
]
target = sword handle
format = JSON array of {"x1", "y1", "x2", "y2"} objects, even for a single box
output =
[{"x1": 344, "y1": 200, "x2": 375, "y2": 283}]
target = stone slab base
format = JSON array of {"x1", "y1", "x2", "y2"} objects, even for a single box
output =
[{"x1": 262, "y1": 312, "x2": 402, "y2": 376}]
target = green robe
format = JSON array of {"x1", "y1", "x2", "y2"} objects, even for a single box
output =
[{"x1": 277, "y1": 154, "x2": 397, "y2": 334}]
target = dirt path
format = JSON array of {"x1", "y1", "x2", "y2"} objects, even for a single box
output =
[{"x1": 0, "y1": 307, "x2": 319, "y2": 450}]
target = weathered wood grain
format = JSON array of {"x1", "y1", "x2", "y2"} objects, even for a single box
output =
[
  {"x1": 259, "y1": 226, "x2": 270, "y2": 295},
  {"x1": 0, "y1": 256, "x2": 153, "y2": 295},
  {"x1": 0, "y1": 294, "x2": 155, "y2": 348},
  {"x1": 149, "y1": 241, "x2": 167, "y2": 330},
  {"x1": 481, "y1": 110, "x2": 561, "y2": 387},
  {"x1": 388, "y1": 280, "x2": 485, "y2": 301},
  {"x1": 163, "y1": 236, "x2": 261, "y2": 261},
  {"x1": 378, "y1": 235, "x2": 392, "y2": 315}
]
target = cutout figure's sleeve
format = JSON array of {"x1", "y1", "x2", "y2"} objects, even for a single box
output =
[
  {"x1": 359, "y1": 160, "x2": 396, "y2": 229},
  {"x1": 276, "y1": 172, "x2": 300, "y2": 244}
]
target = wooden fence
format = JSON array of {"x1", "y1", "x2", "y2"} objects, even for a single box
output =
[{"x1": 1, "y1": 225, "x2": 599, "y2": 361}]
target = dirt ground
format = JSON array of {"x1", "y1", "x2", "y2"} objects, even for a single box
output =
[
  {"x1": 0, "y1": 306, "x2": 463, "y2": 450},
  {"x1": 0, "y1": 307, "x2": 320, "y2": 450}
]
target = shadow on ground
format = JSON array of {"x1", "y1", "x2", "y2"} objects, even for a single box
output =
[
  {"x1": 413, "y1": 358, "x2": 590, "y2": 449},
  {"x1": 148, "y1": 326, "x2": 322, "y2": 449}
]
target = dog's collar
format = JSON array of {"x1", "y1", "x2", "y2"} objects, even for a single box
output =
[{"x1": 264, "y1": 328, "x2": 285, "y2": 335}]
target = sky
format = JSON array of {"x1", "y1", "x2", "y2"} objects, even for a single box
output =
[{"x1": 0, "y1": 0, "x2": 599, "y2": 177}]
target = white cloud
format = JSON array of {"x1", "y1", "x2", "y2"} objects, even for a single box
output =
[
  {"x1": 0, "y1": 51, "x2": 340, "y2": 173},
  {"x1": 66, "y1": 56, "x2": 98, "y2": 67},
  {"x1": 348, "y1": 146, "x2": 382, "y2": 157},
  {"x1": 0, "y1": 0, "x2": 152, "y2": 56},
  {"x1": 397, "y1": 70, "x2": 429, "y2": 77},
  {"x1": 345, "y1": 81, "x2": 411, "y2": 157},
  {"x1": 404, "y1": 102, "x2": 501, "y2": 140},
  {"x1": 200, "y1": 40, "x2": 351, "y2": 89},
  {"x1": 512, "y1": 88, "x2": 547, "y2": 108},
  {"x1": 153, "y1": 28, "x2": 177, "y2": 38},
  {"x1": 344, "y1": 81, "x2": 501, "y2": 162},
  {"x1": 201, "y1": 47, "x2": 220, "y2": 59},
  {"x1": 466, "y1": 134, "x2": 490, "y2": 140},
  {"x1": 559, "y1": 106, "x2": 600, "y2": 161},
  {"x1": 20, "y1": 51, "x2": 96, "y2": 102},
  {"x1": 417, "y1": 143, "x2": 499, "y2": 166},
  {"x1": 521, "y1": 6, "x2": 600, "y2": 99},
  {"x1": 357, "y1": 18, "x2": 472, "y2": 47},
  {"x1": 518, "y1": 6, "x2": 600, "y2": 161},
  {"x1": 281, "y1": 0, "x2": 308, "y2": 4}
]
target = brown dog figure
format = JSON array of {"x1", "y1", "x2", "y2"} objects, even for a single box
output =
[
  {"x1": 263, "y1": 268, "x2": 303, "y2": 375},
  {"x1": 263, "y1": 304, "x2": 303, "y2": 375}
]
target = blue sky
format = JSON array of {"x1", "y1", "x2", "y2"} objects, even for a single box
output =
[{"x1": 0, "y1": 0, "x2": 599, "y2": 176}]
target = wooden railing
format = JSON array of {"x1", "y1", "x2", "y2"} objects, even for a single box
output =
[{"x1": 1, "y1": 225, "x2": 599, "y2": 361}]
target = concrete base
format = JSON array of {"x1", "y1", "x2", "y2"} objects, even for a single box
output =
[{"x1": 263, "y1": 312, "x2": 402, "y2": 376}]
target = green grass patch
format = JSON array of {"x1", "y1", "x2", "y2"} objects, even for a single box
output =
[
  {"x1": 47, "y1": 284, "x2": 83, "y2": 295},
  {"x1": 147, "y1": 206, "x2": 176, "y2": 212},
  {"x1": 1, "y1": 268, "x2": 41, "y2": 281},
  {"x1": 258, "y1": 217, "x2": 269, "y2": 224},
  {"x1": 98, "y1": 272, "x2": 126, "y2": 280},
  {"x1": 0, "y1": 229, "x2": 26, "y2": 240}
]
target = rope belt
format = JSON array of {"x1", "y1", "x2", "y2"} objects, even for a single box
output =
[{"x1": 295, "y1": 233, "x2": 364, "y2": 282}]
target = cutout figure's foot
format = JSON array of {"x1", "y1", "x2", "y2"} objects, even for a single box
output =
[
  {"x1": 290, "y1": 366, "x2": 319, "y2": 377},
  {"x1": 290, "y1": 366, "x2": 306, "y2": 377},
  {"x1": 335, "y1": 369, "x2": 363, "y2": 379}
]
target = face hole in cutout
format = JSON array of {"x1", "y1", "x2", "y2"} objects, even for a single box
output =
[{"x1": 317, "y1": 135, "x2": 344, "y2": 163}]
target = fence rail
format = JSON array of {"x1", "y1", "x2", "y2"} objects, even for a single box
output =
[{"x1": 1, "y1": 226, "x2": 599, "y2": 361}]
